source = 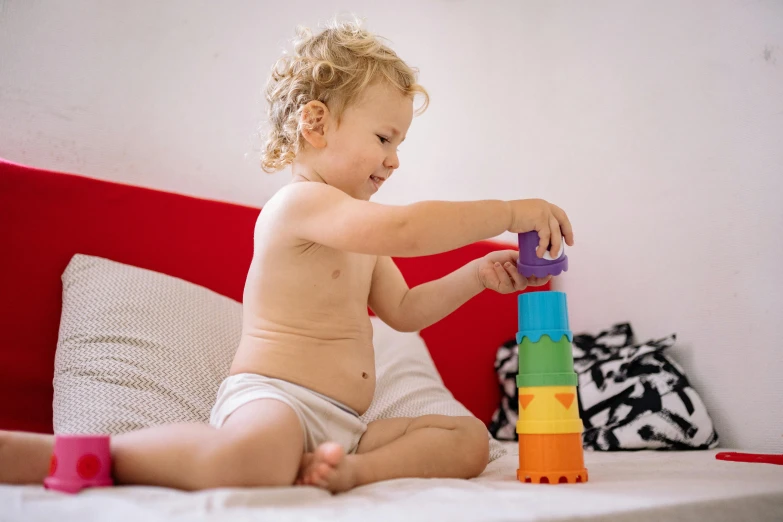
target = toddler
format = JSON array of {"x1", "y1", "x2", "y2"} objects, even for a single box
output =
[{"x1": 0, "y1": 19, "x2": 573, "y2": 493}]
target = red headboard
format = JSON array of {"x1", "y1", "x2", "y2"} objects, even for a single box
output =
[{"x1": 0, "y1": 158, "x2": 545, "y2": 433}]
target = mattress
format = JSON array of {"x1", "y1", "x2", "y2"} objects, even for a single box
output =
[{"x1": 2, "y1": 443, "x2": 782, "y2": 522}]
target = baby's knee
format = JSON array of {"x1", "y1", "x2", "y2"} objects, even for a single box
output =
[{"x1": 453, "y1": 417, "x2": 490, "y2": 477}]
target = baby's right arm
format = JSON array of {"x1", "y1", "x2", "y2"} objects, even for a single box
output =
[{"x1": 271, "y1": 182, "x2": 573, "y2": 258}]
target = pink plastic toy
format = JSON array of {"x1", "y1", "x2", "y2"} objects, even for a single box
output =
[{"x1": 44, "y1": 434, "x2": 114, "y2": 493}]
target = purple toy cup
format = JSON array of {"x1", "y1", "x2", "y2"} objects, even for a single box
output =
[
  {"x1": 517, "y1": 231, "x2": 569, "y2": 278},
  {"x1": 44, "y1": 434, "x2": 114, "y2": 493}
]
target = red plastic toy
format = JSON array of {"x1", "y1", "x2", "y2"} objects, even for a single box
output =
[{"x1": 715, "y1": 452, "x2": 783, "y2": 466}]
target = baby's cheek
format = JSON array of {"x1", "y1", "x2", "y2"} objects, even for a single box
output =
[{"x1": 349, "y1": 154, "x2": 375, "y2": 177}]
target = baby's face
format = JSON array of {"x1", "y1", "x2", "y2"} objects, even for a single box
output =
[{"x1": 321, "y1": 82, "x2": 413, "y2": 200}]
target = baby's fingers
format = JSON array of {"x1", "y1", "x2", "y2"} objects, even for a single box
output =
[
  {"x1": 552, "y1": 205, "x2": 574, "y2": 246},
  {"x1": 494, "y1": 262, "x2": 514, "y2": 292},
  {"x1": 527, "y1": 275, "x2": 552, "y2": 287},
  {"x1": 549, "y1": 216, "x2": 563, "y2": 258},
  {"x1": 503, "y1": 262, "x2": 528, "y2": 290},
  {"x1": 536, "y1": 226, "x2": 551, "y2": 258}
]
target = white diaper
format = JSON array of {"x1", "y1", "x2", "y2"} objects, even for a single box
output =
[{"x1": 209, "y1": 373, "x2": 368, "y2": 454}]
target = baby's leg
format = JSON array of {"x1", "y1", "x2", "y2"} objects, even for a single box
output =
[
  {"x1": 0, "y1": 399, "x2": 304, "y2": 490},
  {"x1": 0, "y1": 431, "x2": 53, "y2": 484},
  {"x1": 113, "y1": 399, "x2": 304, "y2": 489},
  {"x1": 299, "y1": 414, "x2": 489, "y2": 492}
]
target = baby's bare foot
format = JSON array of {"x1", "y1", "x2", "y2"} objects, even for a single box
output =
[
  {"x1": 0, "y1": 430, "x2": 55, "y2": 484},
  {"x1": 296, "y1": 442, "x2": 356, "y2": 493}
]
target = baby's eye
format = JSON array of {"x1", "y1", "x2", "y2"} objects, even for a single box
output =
[{"x1": 377, "y1": 135, "x2": 389, "y2": 144}]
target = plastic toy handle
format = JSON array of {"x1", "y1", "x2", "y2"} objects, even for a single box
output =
[{"x1": 715, "y1": 452, "x2": 783, "y2": 465}]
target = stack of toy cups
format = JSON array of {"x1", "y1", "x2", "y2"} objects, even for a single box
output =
[{"x1": 515, "y1": 232, "x2": 587, "y2": 484}]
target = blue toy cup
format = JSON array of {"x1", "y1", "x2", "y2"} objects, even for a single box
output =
[{"x1": 516, "y1": 291, "x2": 573, "y2": 344}]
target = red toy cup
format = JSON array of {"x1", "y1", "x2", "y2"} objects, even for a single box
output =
[{"x1": 44, "y1": 434, "x2": 114, "y2": 493}]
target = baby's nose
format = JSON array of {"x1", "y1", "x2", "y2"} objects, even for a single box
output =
[{"x1": 384, "y1": 152, "x2": 400, "y2": 170}]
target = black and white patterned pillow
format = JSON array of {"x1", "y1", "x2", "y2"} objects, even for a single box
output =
[
  {"x1": 489, "y1": 323, "x2": 719, "y2": 451},
  {"x1": 488, "y1": 340, "x2": 520, "y2": 442}
]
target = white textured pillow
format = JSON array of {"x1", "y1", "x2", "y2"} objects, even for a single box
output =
[
  {"x1": 53, "y1": 255, "x2": 241, "y2": 433},
  {"x1": 361, "y1": 315, "x2": 506, "y2": 461},
  {"x1": 54, "y1": 255, "x2": 505, "y2": 461}
]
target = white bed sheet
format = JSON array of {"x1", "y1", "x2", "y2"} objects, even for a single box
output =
[{"x1": 3, "y1": 443, "x2": 782, "y2": 522}]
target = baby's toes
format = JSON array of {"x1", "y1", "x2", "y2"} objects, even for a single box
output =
[
  {"x1": 308, "y1": 462, "x2": 332, "y2": 486},
  {"x1": 314, "y1": 472, "x2": 337, "y2": 489}
]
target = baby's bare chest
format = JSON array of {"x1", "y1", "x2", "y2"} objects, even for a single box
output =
[
  {"x1": 301, "y1": 246, "x2": 376, "y2": 304},
  {"x1": 247, "y1": 241, "x2": 377, "y2": 314}
]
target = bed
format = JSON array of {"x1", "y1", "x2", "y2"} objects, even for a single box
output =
[
  {"x1": 3, "y1": 443, "x2": 782, "y2": 521},
  {"x1": 2, "y1": 159, "x2": 781, "y2": 521}
]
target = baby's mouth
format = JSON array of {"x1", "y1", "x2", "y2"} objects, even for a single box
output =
[{"x1": 370, "y1": 175, "x2": 385, "y2": 188}]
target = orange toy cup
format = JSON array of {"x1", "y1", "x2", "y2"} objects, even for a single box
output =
[{"x1": 517, "y1": 433, "x2": 588, "y2": 484}]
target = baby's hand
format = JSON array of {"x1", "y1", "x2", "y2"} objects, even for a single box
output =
[
  {"x1": 477, "y1": 250, "x2": 551, "y2": 294},
  {"x1": 507, "y1": 199, "x2": 574, "y2": 258}
]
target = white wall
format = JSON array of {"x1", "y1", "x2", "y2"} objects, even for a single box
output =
[{"x1": 1, "y1": 0, "x2": 781, "y2": 452}]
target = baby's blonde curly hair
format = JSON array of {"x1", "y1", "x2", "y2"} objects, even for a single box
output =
[{"x1": 261, "y1": 18, "x2": 429, "y2": 173}]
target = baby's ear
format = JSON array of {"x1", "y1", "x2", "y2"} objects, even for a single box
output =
[{"x1": 300, "y1": 101, "x2": 329, "y2": 149}]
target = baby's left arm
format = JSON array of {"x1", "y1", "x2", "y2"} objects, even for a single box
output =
[{"x1": 368, "y1": 251, "x2": 550, "y2": 333}]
